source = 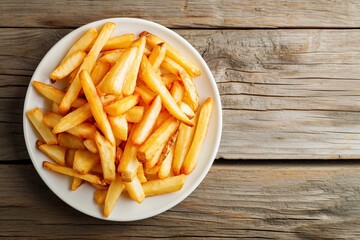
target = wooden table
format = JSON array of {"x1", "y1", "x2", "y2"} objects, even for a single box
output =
[{"x1": 2, "y1": 1, "x2": 360, "y2": 238}]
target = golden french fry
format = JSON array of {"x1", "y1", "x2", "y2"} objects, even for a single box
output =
[
  {"x1": 50, "y1": 51, "x2": 87, "y2": 81},
  {"x1": 27, "y1": 108, "x2": 58, "y2": 145},
  {"x1": 137, "y1": 163, "x2": 147, "y2": 183},
  {"x1": 38, "y1": 144, "x2": 67, "y2": 166},
  {"x1": 160, "y1": 131, "x2": 178, "y2": 163},
  {"x1": 142, "y1": 174, "x2": 186, "y2": 197},
  {"x1": 60, "y1": 22, "x2": 116, "y2": 114},
  {"x1": 99, "y1": 49, "x2": 124, "y2": 65},
  {"x1": 83, "y1": 138, "x2": 98, "y2": 153},
  {"x1": 124, "y1": 106, "x2": 144, "y2": 123},
  {"x1": 161, "y1": 73, "x2": 180, "y2": 89},
  {"x1": 148, "y1": 42, "x2": 166, "y2": 72},
  {"x1": 137, "y1": 117, "x2": 179, "y2": 162},
  {"x1": 104, "y1": 174, "x2": 124, "y2": 217},
  {"x1": 158, "y1": 145, "x2": 174, "y2": 179},
  {"x1": 102, "y1": 33, "x2": 135, "y2": 51},
  {"x1": 124, "y1": 176, "x2": 145, "y2": 203},
  {"x1": 71, "y1": 177, "x2": 83, "y2": 191},
  {"x1": 97, "y1": 46, "x2": 138, "y2": 95},
  {"x1": 160, "y1": 56, "x2": 181, "y2": 75},
  {"x1": 132, "y1": 95, "x2": 162, "y2": 145},
  {"x1": 43, "y1": 161, "x2": 105, "y2": 185},
  {"x1": 178, "y1": 69, "x2": 199, "y2": 111},
  {"x1": 65, "y1": 148, "x2": 76, "y2": 167},
  {"x1": 154, "y1": 110, "x2": 171, "y2": 130},
  {"x1": 144, "y1": 165, "x2": 160, "y2": 181},
  {"x1": 58, "y1": 132, "x2": 85, "y2": 149},
  {"x1": 134, "y1": 82, "x2": 156, "y2": 105},
  {"x1": 118, "y1": 128, "x2": 139, "y2": 182},
  {"x1": 122, "y1": 36, "x2": 146, "y2": 96},
  {"x1": 94, "y1": 131, "x2": 116, "y2": 183},
  {"x1": 170, "y1": 81, "x2": 184, "y2": 103},
  {"x1": 80, "y1": 69, "x2": 115, "y2": 145},
  {"x1": 140, "y1": 31, "x2": 200, "y2": 78},
  {"x1": 91, "y1": 61, "x2": 111, "y2": 86},
  {"x1": 181, "y1": 98, "x2": 213, "y2": 175},
  {"x1": 179, "y1": 102, "x2": 195, "y2": 119},
  {"x1": 73, "y1": 149, "x2": 100, "y2": 174},
  {"x1": 94, "y1": 189, "x2": 108, "y2": 205},
  {"x1": 104, "y1": 94, "x2": 140, "y2": 117},
  {"x1": 68, "y1": 66, "x2": 81, "y2": 83},
  {"x1": 139, "y1": 56, "x2": 193, "y2": 126},
  {"x1": 108, "y1": 115, "x2": 128, "y2": 141},
  {"x1": 143, "y1": 47, "x2": 151, "y2": 56},
  {"x1": 145, "y1": 141, "x2": 165, "y2": 169}
]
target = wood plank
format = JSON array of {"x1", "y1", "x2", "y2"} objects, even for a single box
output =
[
  {"x1": 2, "y1": 29, "x2": 360, "y2": 160},
  {"x1": 1, "y1": 163, "x2": 360, "y2": 239},
  {"x1": 1, "y1": 0, "x2": 360, "y2": 28}
]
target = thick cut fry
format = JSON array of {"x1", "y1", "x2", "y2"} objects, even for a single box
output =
[
  {"x1": 137, "y1": 163, "x2": 147, "y2": 183},
  {"x1": 104, "y1": 174, "x2": 124, "y2": 217},
  {"x1": 27, "y1": 108, "x2": 58, "y2": 145},
  {"x1": 104, "y1": 94, "x2": 140, "y2": 117},
  {"x1": 71, "y1": 177, "x2": 83, "y2": 191},
  {"x1": 179, "y1": 102, "x2": 195, "y2": 119},
  {"x1": 66, "y1": 149, "x2": 76, "y2": 167},
  {"x1": 73, "y1": 149, "x2": 100, "y2": 174},
  {"x1": 53, "y1": 103, "x2": 92, "y2": 134},
  {"x1": 61, "y1": 28, "x2": 98, "y2": 64},
  {"x1": 32, "y1": 81, "x2": 86, "y2": 108},
  {"x1": 145, "y1": 141, "x2": 165, "y2": 169},
  {"x1": 142, "y1": 174, "x2": 186, "y2": 197},
  {"x1": 97, "y1": 46, "x2": 138, "y2": 95},
  {"x1": 132, "y1": 95, "x2": 162, "y2": 145},
  {"x1": 91, "y1": 61, "x2": 111, "y2": 86},
  {"x1": 38, "y1": 144, "x2": 67, "y2": 166},
  {"x1": 80, "y1": 70, "x2": 115, "y2": 145},
  {"x1": 139, "y1": 56, "x2": 193, "y2": 126},
  {"x1": 140, "y1": 31, "x2": 200, "y2": 78},
  {"x1": 60, "y1": 22, "x2": 115, "y2": 114},
  {"x1": 160, "y1": 131, "x2": 178, "y2": 162},
  {"x1": 170, "y1": 81, "x2": 184, "y2": 103},
  {"x1": 118, "y1": 128, "x2": 139, "y2": 182},
  {"x1": 181, "y1": 98, "x2": 213, "y2": 175},
  {"x1": 94, "y1": 189, "x2": 107, "y2": 205},
  {"x1": 178, "y1": 70, "x2": 199, "y2": 111},
  {"x1": 137, "y1": 117, "x2": 179, "y2": 162},
  {"x1": 134, "y1": 82, "x2": 156, "y2": 105},
  {"x1": 158, "y1": 146, "x2": 174, "y2": 179},
  {"x1": 58, "y1": 132, "x2": 85, "y2": 149},
  {"x1": 108, "y1": 115, "x2": 128, "y2": 141},
  {"x1": 148, "y1": 42, "x2": 166, "y2": 72},
  {"x1": 99, "y1": 49, "x2": 124, "y2": 65},
  {"x1": 95, "y1": 131, "x2": 116, "y2": 183},
  {"x1": 50, "y1": 51, "x2": 87, "y2": 80},
  {"x1": 83, "y1": 138, "x2": 98, "y2": 153},
  {"x1": 43, "y1": 161, "x2": 105, "y2": 185},
  {"x1": 124, "y1": 106, "x2": 144, "y2": 123},
  {"x1": 161, "y1": 73, "x2": 180, "y2": 89},
  {"x1": 122, "y1": 37, "x2": 146, "y2": 96},
  {"x1": 102, "y1": 33, "x2": 135, "y2": 51},
  {"x1": 124, "y1": 176, "x2": 145, "y2": 203}
]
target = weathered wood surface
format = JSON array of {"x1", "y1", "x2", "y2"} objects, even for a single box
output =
[
  {"x1": 1, "y1": 163, "x2": 360, "y2": 239},
  {"x1": 1, "y1": 29, "x2": 360, "y2": 160},
  {"x1": 1, "y1": 0, "x2": 360, "y2": 28}
]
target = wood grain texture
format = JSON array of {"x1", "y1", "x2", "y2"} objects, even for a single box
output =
[
  {"x1": 1, "y1": 28, "x2": 360, "y2": 160},
  {"x1": 1, "y1": 0, "x2": 360, "y2": 28},
  {"x1": 1, "y1": 163, "x2": 360, "y2": 239}
]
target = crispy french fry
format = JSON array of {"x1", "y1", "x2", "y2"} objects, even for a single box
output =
[
  {"x1": 83, "y1": 138, "x2": 98, "y2": 154},
  {"x1": 161, "y1": 73, "x2": 180, "y2": 89},
  {"x1": 139, "y1": 56, "x2": 193, "y2": 126},
  {"x1": 60, "y1": 22, "x2": 115, "y2": 114},
  {"x1": 27, "y1": 108, "x2": 58, "y2": 145},
  {"x1": 160, "y1": 56, "x2": 181, "y2": 75},
  {"x1": 134, "y1": 82, "x2": 156, "y2": 105},
  {"x1": 140, "y1": 31, "x2": 200, "y2": 78},
  {"x1": 132, "y1": 95, "x2": 162, "y2": 145},
  {"x1": 58, "y1": 132, "x2": 85, "y2": 149},
  {"x1": 102, "y1": 33, "x2": 135, "y2": 51},
  {"x1": 108, "y1": 115, "x2": 128, "y2": 141},
  {"x1": 124, "y1": 106, "x2": 144, "y2": 123},
  {"x1": 38, "y1": 144, "x2": 67, "y2": 166},
  {"x1": 178, "y1": 69, "x2": 199, "y2": 111},
  {"x1": 148, "y1": 42, "x2": 166, "y2": 72},
  {"x1": 73, "y1": 149, "x2": 100, "y2": 174},
  {"x1": 43, "y1": 161, "x2": 105, "y2": 185},
  {"x1": 170, "y1": 81, "x2": 184, "y2": 103},
  {"x1": 97, "y1": 46, "x2": 138, "y2": 95},
  {"x1": 181, "y1": 98, "x2": 213, "y2": 175},
  {"x1": 124, "y1": 176, "x2": 145, "y2": 203},
  {"x1": 104, "y1": 174, "x2": 124, "y2": 217},
  {"x1": 65, "y1": 148, "x2": 76, "y2": 167},
  {"x1": 122, "y1": 36, "x2": 146, "y2": 96},
  {"x1": 94, "y1": 189, "x2": 107, "y2": 205},
  {"x1": 95, "y1": 131, "x2": 116, "y2": 183},
  {"x1": 50, "y1": 51, "x2": 87, "y2": 81},
  {"x1": 118, "y1": 128, "x2": 139, "y2": 182},
  {"x1": 137, "y1": 163, "x2": 147, "y2": 183},
  {"x1": 158, "y1": 145, "x2": 174, "y2": 179},
  {"x1": 104, "y1": 94, "x2": 140, "y2": 117},
  {"x1": 160, "y1": 131, "x2": 178, "y2": 162},
  {"x1": 179, "y1": 102, "x2": 195, "y2": 119},
  {"x1": 71, "y1": 177, "x2": 83, "y2": 191},
  {"x1": 91, "y1": 61, "x2": 111, "y2": 86},
  {"x1": 99, "y1": 49, "x2": 124, "y2": 65},
  {"x1": 80, "y1": 69, "x2": 115, "y2": 145},
  {"x1": 142, "y1": 174, "x2": 186, "y2": 197},
  {"x1": 137, "y1": 117, "x2": 179, "y2": 162}
]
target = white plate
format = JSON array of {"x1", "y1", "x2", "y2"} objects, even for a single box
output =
[{"x1": 23, "y1": 18, "x2": 222, "y2": 221}]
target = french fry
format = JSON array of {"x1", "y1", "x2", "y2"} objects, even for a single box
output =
[
  {"x1": 108, "y1": 115, "x2": 128, "y2": 141},
  {"x1": 154, "y1": 110, "x2": 171, "y2": 130},
  {"x1": 137, "y1": 163, "x2": 147, "y2": 183},
  {"x1": 124, "y1": 176, "x2": 145, "y2": 203},
  {"x1": 97, "y1": 46, "x2": 138, "y2": 95},
  {"x1": 137, "y1": 117, "x2": 179, "y2": 162},
  {"x1": 60, "y1": 22, "x2": 116, "y2": 114},
  {"x1": 160, "y1": 131, "x2": 178, "y2": 162},
  {"x1": 161, "y1": 73, "x2": 180, "y2": 89},
  {"x1": 51, "y1": 101, "x2": 60, "y2": 114},
  {"x1": 181, "y1": 98, "x2": 213, "y2": 175},
  {"x1": 80, "y1": 69, "x2": 115, "y2": 145},
  {"x1": 91, "y1": 61, "x2": 111, "y2": 86},
  {"x1": 58, "y1": 132, "x2": 85, "y2": 149},
  {"x1": 99, "y1": 49, "x2": 124, "y2": 65},
  {"x1": 145, "y1": 141, "x2": 165, "y2": 169},
  {"x1": 73, "y1": 149, "x2": 100, "y2": 174},
  {"x1": 134, "y1": 82, "x2": 156, "y2": 105},
  {"x1": 144, "y1": 165, "x2": 160, "y2": 181},
  {"x1": 104, "y1": 174, "x2": 124, "y2": 217},
  {"x1": 71, "y1": 177, "x2": 83, "y2": 191},
  {"x1": 158, "y1": 145, "x2": 174, "y2": 179},
  {"x1": 104, "y1": 94, "x2": 140, "y2": 117},
  {"x1": 140, "y1": 31, "x2": 201, "y2": 78},
  {"x1": 102, "y1": 33, "x2": 135, "y2": 51},
  {"x1": 50, "y1": 51, "x2": 87, "y2": 81},
  {"x1": 148, "y1": 42, "x2": 166, "y2": 72},
  {"x1": 95, "y1": 131, "x2": 116, "y2": 183},
  {"x1": 115, "y1": 146, "x2": 123, "y2": 166},
  {"x1": 170, "y1": 81, "x2": 184, "y2": 103},
  {"x1": 83, "y1": 138, "x2": 98, "y2": 153},
  {"x1": 65, "y1": 148, "x2": 76, "y2": 167},
  {"x1": 27, "y1": 108, "x2": 58, "y2": 145},
  {"x1": 124, "y1": 106, "x2": 144, "y2": 123},
  {"x1": 139, "y1": 56, "x2": 193, "y2": 126},
  {"x1": 179, "y1": 102, "x2": 195, "y2": 119},
  {"x1": 142, "y1": 174, "x2": 186, "y2": 197},
  {"x1": 143, "y1": 47, "x2": 151, "y2": 56},
  {"x1": 118, "y1": 128, "x2": 139, "y2": 182},
  {"x1": 122, "y1": 36, "x2": 146, "y2": 96},
  {"x1": 68, "y1": 66, "x2": 81, "y2": 83},
  {"x1": 43, "y1": 161, "x2": 105, "y2": 185},
  {"x1": 94, "y1": 189, "x2": 107, "y2": 205},
  {"x1": 38, "y1": 144, "x2": 67, "y2": 166},
  {"x1": 132, "y1": 95, "x2": 162, "y2": 145}
]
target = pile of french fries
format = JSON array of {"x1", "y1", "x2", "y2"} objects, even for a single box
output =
[{"x1": 27, "y1": 22, "x2": 213, "y2": 217}]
